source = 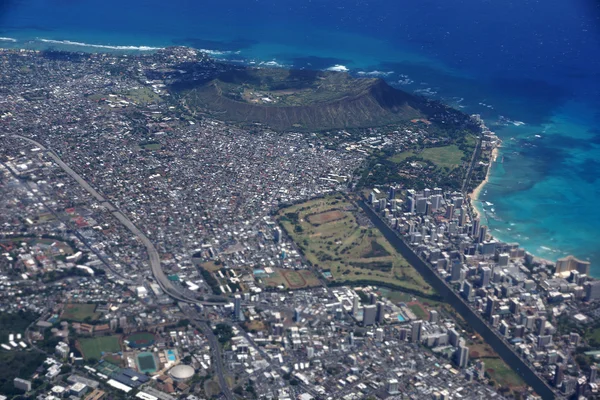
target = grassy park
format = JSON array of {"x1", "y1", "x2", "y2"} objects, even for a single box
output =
[
  {"x1": 78, "y1": 335, "x2": 121, "y2": 360},
  {"x1": 61, "y1": 303, "x2": 101, "y2": 322},
  {"x1": 278, "y1": 194, "x2": 434, "y2": 295},
  {"x1": 389, "y1": 144, "x2": 465, "y2": 170}
]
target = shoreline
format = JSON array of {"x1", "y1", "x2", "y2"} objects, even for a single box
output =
[
  {"x1": 469, "y1": 145, "x2": 499, "y2": 221},
  {"x1": 467, "y1": 142, "x2": 558, "y2": 267}
]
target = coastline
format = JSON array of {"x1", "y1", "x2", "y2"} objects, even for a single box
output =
[
  {"x1": 467, "y1": 142, "x2": 557, "y2": 266},
  {"x1": 469, "y1": 141, "x2": 500, "y2": 223}
]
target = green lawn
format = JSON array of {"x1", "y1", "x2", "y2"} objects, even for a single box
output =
[
  {"x1": 408, "y1": 303, "x2": 428, "y2": 320},
  {"x1": 79, "y1": 335, "x2": 121, "y2": 360},
  {"x1": 482, "y1": 357, "x2": 525, "y2": 388},
  {"x1": 61, "y1": 303, "x2": 100, "y2": 322},
  {"x1": 389, "y1": 144, "x2": 466, "y2": 170},
  {"x1": 278, "y1": 195, "x2": 434, "y2": 295}
]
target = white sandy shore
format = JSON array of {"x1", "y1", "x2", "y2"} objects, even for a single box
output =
[{"x1": 469, "y1": 146, "x2": 499, "y2": 219}]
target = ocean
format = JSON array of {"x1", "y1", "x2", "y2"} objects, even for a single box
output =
[{"x1": 1, "y1": 0, "x2": 600, "y2": 272}]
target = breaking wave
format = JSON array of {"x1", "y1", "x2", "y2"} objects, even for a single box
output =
[{"x1": 37, "y1": 38, "x2": 162, "y2": 51}]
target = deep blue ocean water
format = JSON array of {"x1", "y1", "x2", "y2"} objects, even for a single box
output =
[{"x1": 2, "y1": 0, "x2": 600, "y2": 272}]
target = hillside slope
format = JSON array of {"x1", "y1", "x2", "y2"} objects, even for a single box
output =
[{"x1": 170, "y1": 68, "x2": 439, "y2": 131}]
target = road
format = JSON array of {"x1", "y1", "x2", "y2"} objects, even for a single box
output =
[
  {"x1": 359, "y1": 200, "x2": 557, "y2": 400},
  {"x1": 192, "y1": 319, "x2": 234, "y2": 400},
  {"x1": 10, "y1": 134, "x2": 226, "y2": 306},
  {"x1": 461, "y1": 129, "x2": 483, "y2": 193}
]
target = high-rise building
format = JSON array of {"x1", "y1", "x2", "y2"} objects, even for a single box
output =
[
  {"x1": 363, "y1": 305, "x2": 377, "y2": 326},
  {"x1": 294, "y1": 308, "x2": 301, "y2": 323},
  {"x1": 585, "y1": 281, "x2": 600, "y2": 301},
  {"x1": 378, "y1": 198, "x2": 387, "y2": 211},
  {"x1": 369, "y1": 191, "x2": 377, "y2": 205},
  {"x1": 555, "y1": 255, "x2": 591, "y2": 276},
  {"x1": 376, "y1": 302, "x2": 385, "y2": 324},
  {"x1": 590, "y1": 365, "x2": 597, "y2": 383},
  {"x1": 376, "y1": 328, "x2": 384, "y2": 342},
  {"x1": 55, "y1": 342, "x2": 69, "y2": 359},
  {"x1": 445, "y1": 204, "x2": 454, "y2": 220},
  {"x1": 478, "y1": 226, "x2": 487, "y2": 244},
  {"x1": 459, "y1": 207, "x2": 467, "y2": 226},
  {"x1": 387, "y1": 379, "x2": 399, "y2": 394},
  {"x1": 14, "y1": 378, "x2": 31, "y2": 392},
  {"x1": 499, "y1": 320, "x2": 510, "y2": 337},
  {"x1": 429, "y1": 310, "x2": 439, "y2": 324},
  {"x1": 448, "y1": 329, "x2": 459, "y2": 347},
  {"x1": 475, "y1": 360, "x2": 485, "y2": 379},
  {"x1": 461, "y1": 281, "x2": 473, "y2": 301},
  {"x1": 370, "y1": 292, "x2": 377, "y2": 305},
  {"x1": 234, "y1": 295, "x2": 243, "y2": 321},
  {"x1": 554, "y1": 364, "x2": 565, "y2": 387},
  {"x1": 411, "y1": 320, "x2": 423, "y2": 343},
  {"x1": 485, "y1": 296, "x2": 496, "y2": 317},
  {"x1": 451, "y1": 260, "x2": 462, "y2": 282},
  {"x1": 307, "y1": 347, "x2": 314, "y2": 359},
  {"x1": 480, "y1": 266, "x2": 491, "y2": 287},
  {"x1": 536, "y1": 316, "x2": 547, "y2": 336},
  {"x1": 388, "y1": 186, "x2": 396, "y2": 200},
  {"x1": 454, "y1": 344, "x2": 469, "y2": 368},
  {"x1": 416, "y1": 197, "x2": 428, "y2": 214},
  {"x1": 352, "y1": 296, "x2": 359, "y2": 316},
  {"x1": 273, "y1": 227, "x2": 282, "y2": 243},
  {"x1": 472, "y1": 217, "x2": 480, "y2": 239},
  {"x1": 398, "y1": 328, "x2": 409, "y2": 341}
]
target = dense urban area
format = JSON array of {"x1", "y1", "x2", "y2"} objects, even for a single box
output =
[{"x1": 0, "y1": 47, "x2": 598, "y2": 400}]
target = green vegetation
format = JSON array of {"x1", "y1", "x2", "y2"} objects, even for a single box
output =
[
  {"x1": 61, "y1": 303, "x2": 101, "y2": 322},
  {"x1": 482, "y1": 357, "x2": 526, "y2": 389},
  {"x1": 260, "y1": 268, "x2": 321, "y2": 290},
  {"x1": 0, "y1": 351, "x2": 46, "y2": 395},
  {"x1": 278, "y1": 195, "x2": 434, "y2": 295},
  {"x1": 0, "y1": 311, "x2": 38, "y2": 343},
  {"x1": 358, "y1": 131, "x2": 478, "y2": 190},
  {"x1": 213, "y1": 324, "x2": 234, "y2": 344},
  {"x1": 408, "y1": 303, "x2": 428, "y2": 320},
  {"x1": 0, "y1": 312, "x2": 46, "y2": 394},
  {"x1": 78, "y1": 335, "x2": 121, "y2": 360},
  {"x1": 200, "y1": 267, "x2": 223, "y2": 295},
  {"x1": 126, "y1": 87, "x2": 162, "y2": 104},
  {"x1": 172, "y1": 67, "x2": 474, "y2": 131}
]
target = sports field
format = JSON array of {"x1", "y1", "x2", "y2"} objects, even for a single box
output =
[
  {"x1": 278, "y1": 195, "x2": 434, "y2": 295},
  {"x1": 125, "y1": 332, "x2": 155, "y2": 349},
  {"x1": 137, "y1": 352, "x2": 157, "y2": 373},
  {"x1": 79, "y1": 335, "x2": 121, "y2": 360},
  {"x1": 61, "y1": 303, "x2": 101, "y2": 322}
]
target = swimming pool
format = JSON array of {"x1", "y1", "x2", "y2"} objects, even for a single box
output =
[
  {"x1": 167, "y1": 350, "x2": 176, "y2": 361},
  {"x1": 397, "y1": 315, "x2": 405, "y2": 322}
]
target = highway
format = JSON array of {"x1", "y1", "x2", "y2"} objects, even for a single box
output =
[
  {"x1": 10, "y1": 134, "x2": 226, "y2": 305},
  {"x1": 194, "y1": 320, "x2": 234, "y2": 400}
]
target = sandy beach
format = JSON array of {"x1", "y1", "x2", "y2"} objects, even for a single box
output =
[{"x1": 469, "y1": 146, "x2": 499, "y2": 218}]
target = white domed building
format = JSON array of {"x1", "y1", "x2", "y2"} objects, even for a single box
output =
[{"x1": 168, "y1": 364, "x2": 195, "y2": 381}]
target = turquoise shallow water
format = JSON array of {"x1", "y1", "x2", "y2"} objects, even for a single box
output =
[
  {"x1": 476, "y1": 104, "x2": 600, "y2": 266},
  {"x1": 1, "y1": 0, "x2": 599, "y2": 273}
]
